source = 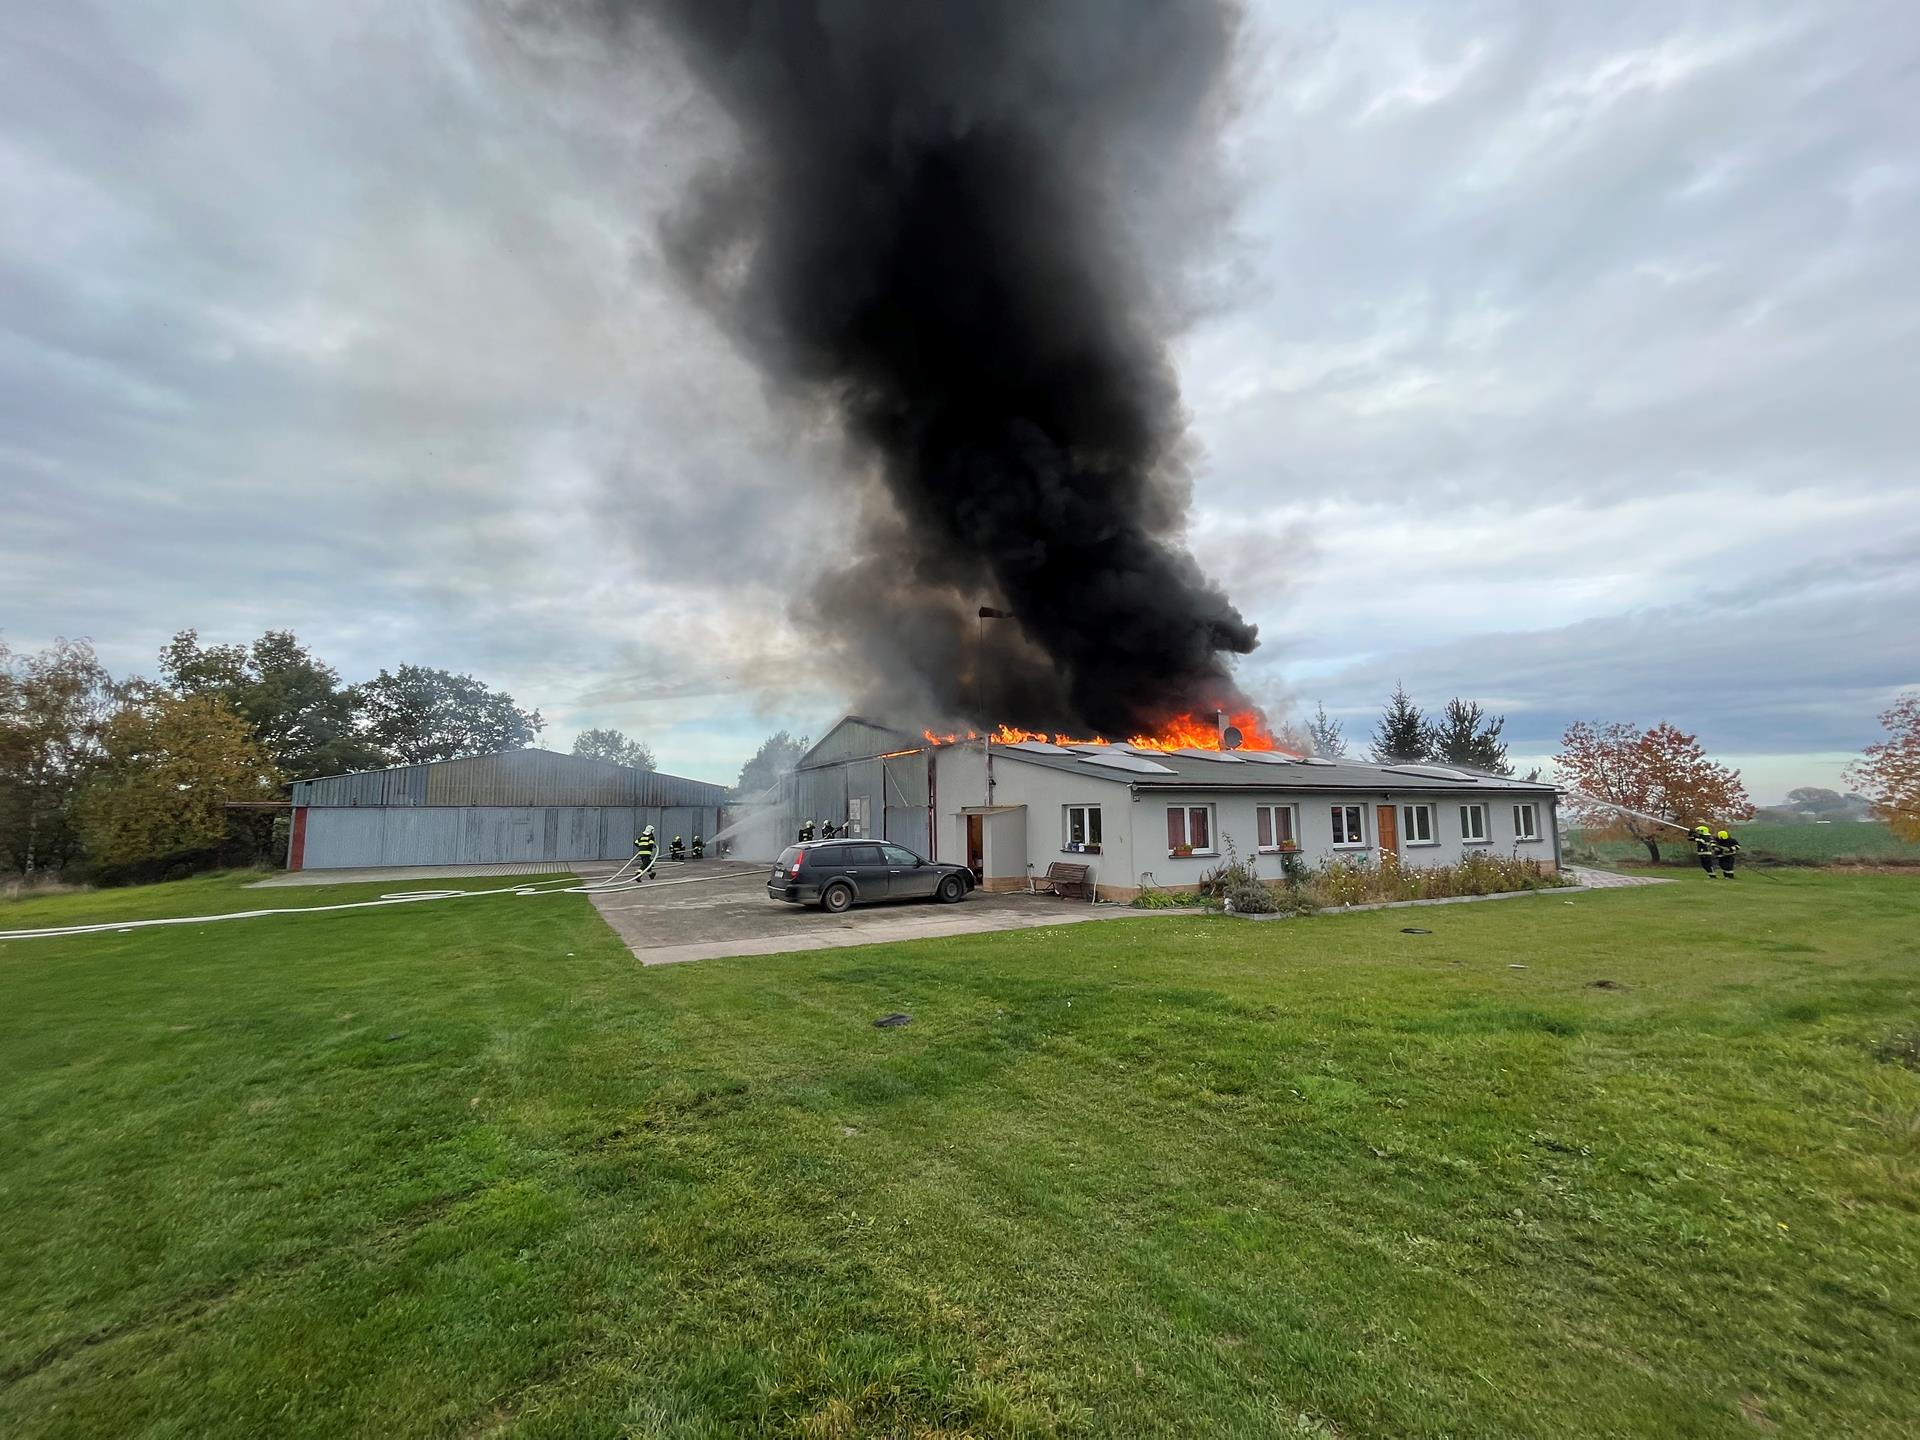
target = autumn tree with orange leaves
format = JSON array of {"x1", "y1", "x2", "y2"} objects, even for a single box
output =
[
  {"x1": 1555, "y1": 720, "x2": 1753, "y2": 863},
  {"x1": 1848, "y1": 692, "x2": 1920, "y2": 842}
]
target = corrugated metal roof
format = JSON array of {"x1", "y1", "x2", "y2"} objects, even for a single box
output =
[
  {"x1": 993, "y1": 746, "x2": 1556, "y2": 794},
  {"x1": 290, "y1": 749, "x2": 728, "y2": 808},
  {"x1": 798, "y1": 715, "x2": 919, "y2": 768}
]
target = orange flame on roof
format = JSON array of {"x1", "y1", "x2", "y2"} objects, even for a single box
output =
[{"x1": 922, "y1": 710, "x2": 1291, "y2": 755}]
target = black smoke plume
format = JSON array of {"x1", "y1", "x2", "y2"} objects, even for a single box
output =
[{"x1": 574, "y1": 0, "x2": 1259, "y2": 735}]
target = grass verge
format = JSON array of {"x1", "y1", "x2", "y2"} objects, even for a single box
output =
[{"x1": 3, "y1": 870, "x2": 1917, "y2": 1437}]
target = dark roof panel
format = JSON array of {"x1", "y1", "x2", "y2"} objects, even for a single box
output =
[{"x1": 992, "y1": 746, "x2": 1556, "y2": 794}]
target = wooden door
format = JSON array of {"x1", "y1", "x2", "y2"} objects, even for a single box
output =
[
  {"x1": 1377, "y1": 804, "x2": 1399, "y2": 859},
  {"x1": 966, "y1": 814, "x2": 985, "y2": 882}
]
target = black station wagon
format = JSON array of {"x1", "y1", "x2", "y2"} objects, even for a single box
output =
[{"x1": 767, "y1": 839, "x2": 975, "y2": 913}]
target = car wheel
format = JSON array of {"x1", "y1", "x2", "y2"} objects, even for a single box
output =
[
  {"x1": 820, "y1": 882, "x2": 853, "y2": 914},
  {"x1": 936, "y1": 874, "x2": 966, "y2": 904}
]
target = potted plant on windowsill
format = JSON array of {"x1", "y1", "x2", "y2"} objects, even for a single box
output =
[
  {"x1": 1171, "y1": 844, "x2": 1194, "y2": 858},
  {"x1": 1279, "y1": 842, "x2": 1301, "y2": 854}
]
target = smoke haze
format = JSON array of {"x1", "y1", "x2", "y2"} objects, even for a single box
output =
[{"x1": 548, "y1": 0, "x2": 1259, "y2": 734}]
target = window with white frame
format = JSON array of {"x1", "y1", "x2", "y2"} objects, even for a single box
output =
[
  {"x1": 1459, "y1": 802, "x2": 1489, "y2": 843},
  {"x1": 1331, "y1": 804, "x2": 1367, "y2": 847},
  {"x1": 1256, "y1": 804, "x2": 1299, "y2": 852},
  {"x1": 1512, "y1": 802, "x2": 1541, "y2": 841},
  {"x1": 1166, "y1": 805, "x2": 1214, "y2": 854},
  {"x1": 1064, "y1": 804, "x2": 1103, "y2": 852},
  {"x1": 1400, "y1": 803, "x2": 1436, "y2": 845}
]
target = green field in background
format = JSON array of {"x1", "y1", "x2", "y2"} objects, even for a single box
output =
[{"x1": 1569, "y1": 820, "x2": 1920, "y2": 865}]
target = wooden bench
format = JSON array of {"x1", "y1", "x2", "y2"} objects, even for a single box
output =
[{"x1": 1039, "y1": 861, "x2": 1092, "y2": 901}]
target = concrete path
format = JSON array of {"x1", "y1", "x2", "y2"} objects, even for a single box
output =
[
  {"x1": 1565, "y1": 865, "x2": 1676, "y2": 889},
  {"x1": 249, "y1": 863, "x2": 575, "y2": 889},
  {"x1": 585, "y1": 862, "x2": 1158, "y2": 966}
]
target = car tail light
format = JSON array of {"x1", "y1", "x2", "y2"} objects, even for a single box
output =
[{"x1": 788, "y1": 849, "x2": 804, "y2": 876}]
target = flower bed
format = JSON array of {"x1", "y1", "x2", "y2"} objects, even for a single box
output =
[{"x1": 1134, "y1": 850, "x2": 1569, "y2": 913}]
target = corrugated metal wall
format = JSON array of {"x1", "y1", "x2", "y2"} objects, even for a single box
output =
[
  {"x1": 299, "y1": 804, "x2": 720, "y2": 869},
  {"x1": 731, "y1": 716, "x2": 933, "y2": 856},
  {"x1": 291, "y1": 749, "x2": 726, "y2": 810},
  {"x1": 791, "y1": 763, "x2": 856, "y2": 833},
  {"x1": 883, "y1": 752, "x2": 931, "y2": 854},
  {"x1": 780, "y1": 747, "x2": 933, "y2": 854},
  {"x1": 286, "y1": 749, "x2": 730, "y2": 869}
]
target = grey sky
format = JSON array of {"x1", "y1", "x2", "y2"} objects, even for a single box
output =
[{"x1": 2, "y1": 1, "x2": 1915, "y2": 799}]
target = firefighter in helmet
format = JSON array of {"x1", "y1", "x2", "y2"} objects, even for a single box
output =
[
  {"x1": 669, "y1": 834, "x2": 686, "y2": 862},
  {"x1": 633, "y1": 825, "x2": 657, "y2": 880},
  {"x1": 822, "y1": 818, "x2": 838, "y2": 840},
  {"x1": 1715, "y1": 828, "x2": 1741, "y2": 879},
  {"x1": 691, "y1": 833, "x2": 705, "y2": 860},
  {"x1": 798, "y1": 818, "x2": 814, "y2": 843},
  {"x1": 1693, "y1": 823, "x2": 1718, "y2": 878}
]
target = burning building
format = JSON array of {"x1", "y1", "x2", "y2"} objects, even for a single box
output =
[
  {"x1": 759, "y1": 716, "x2": 1562, "y2": 900},
  {"x1": 581, "y1": 0, "x2": 1270, "y2": 741}
]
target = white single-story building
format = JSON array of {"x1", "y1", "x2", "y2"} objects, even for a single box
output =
[{"x1": 761, "y1": 715, "x2": 1560, "y2": 900}]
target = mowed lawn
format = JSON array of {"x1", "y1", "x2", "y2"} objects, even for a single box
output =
[{"x1": 2, "y1": 871, "x2": 1917, "y2": 1438}]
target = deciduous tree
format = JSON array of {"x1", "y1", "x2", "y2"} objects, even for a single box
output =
[
  {"x1": 351, "y1": 666, "x2": 543, "y2": 764},
  {"x1": 1555, "y1": 719, "x2": 1752, "y2": 863},
  {"x1": 161, "y1": 629, "x2": 385, "y2": 779},
  {"x1": 571, "y1": 727, "x2": 656, "y2": 772},
  {"x1": 1370, "y1": 684, "x2": 1430, "y2": 764},
  {"x1": 0, "y1": 638, "x2": 115, "y2": 875},
  {"x1": 733, "y1": 730, "x2": 807, "y2": 799},
  {"x1": 1848, "y1": 692, "x2": 1920, "y2": 841},
  {"x1": 79, "y1": 692, "x2": 281, "y2": 867},
  {"x1": 1429, "y1": 697, "x2": 1511, "y2": 774}
]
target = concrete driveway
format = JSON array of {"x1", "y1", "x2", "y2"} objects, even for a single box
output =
[{"x1": 580, "y1": 860, "x2": 1151, "y2": 966}]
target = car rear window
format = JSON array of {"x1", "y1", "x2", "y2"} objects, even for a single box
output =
[{"x1": 775, "y1": 847, "x2": 800, "y2": 867}]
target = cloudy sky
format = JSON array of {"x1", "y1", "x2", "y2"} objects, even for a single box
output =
[{"x1": 3, "y1": 1, "x2": 1915, "y2": 800}]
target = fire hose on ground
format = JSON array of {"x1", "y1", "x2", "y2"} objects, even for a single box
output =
[{"x1": 0, "y1": 853, "x2": 760, "y2": 944}]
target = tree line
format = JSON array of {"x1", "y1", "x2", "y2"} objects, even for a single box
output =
[
  {"x1": 1, "y1": 631, "x2": 545, "y2": 881},
  {"x1": 3, "y1": 627, "x2": 829, "y2": 884}
]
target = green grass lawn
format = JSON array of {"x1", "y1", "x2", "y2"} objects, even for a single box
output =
[
  {"x1": 1570, "y1": 821, "x2": 1920, "y2": 866},
  {"x1": 3, "y1": 870, "x2": 1917, "y2": 1437}
]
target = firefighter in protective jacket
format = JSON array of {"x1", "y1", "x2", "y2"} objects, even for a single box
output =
[
  {"x1": 633, "y1": 826, "x2": 657, "y2": 879},
  {"x1": 1693, "y1": 824, "x2": 1718, "y2": 877},
  {"x1": 691, "y1": 834, "x2": 705, "y2": 860},
  {"x1": 669, "y1": 835, "x2": 686, "y2": 862},
  {"x1": 1715, "y1": 829, "x2": 1741, "y2": 879}
]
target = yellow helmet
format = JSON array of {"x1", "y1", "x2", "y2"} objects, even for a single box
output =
[
  {"x1": 1696, "y1": 823, "x2": 1711, "y2": 832},
  {"x1": 1718, "y1": 830, "x2": 1730, "y2": 840}
]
